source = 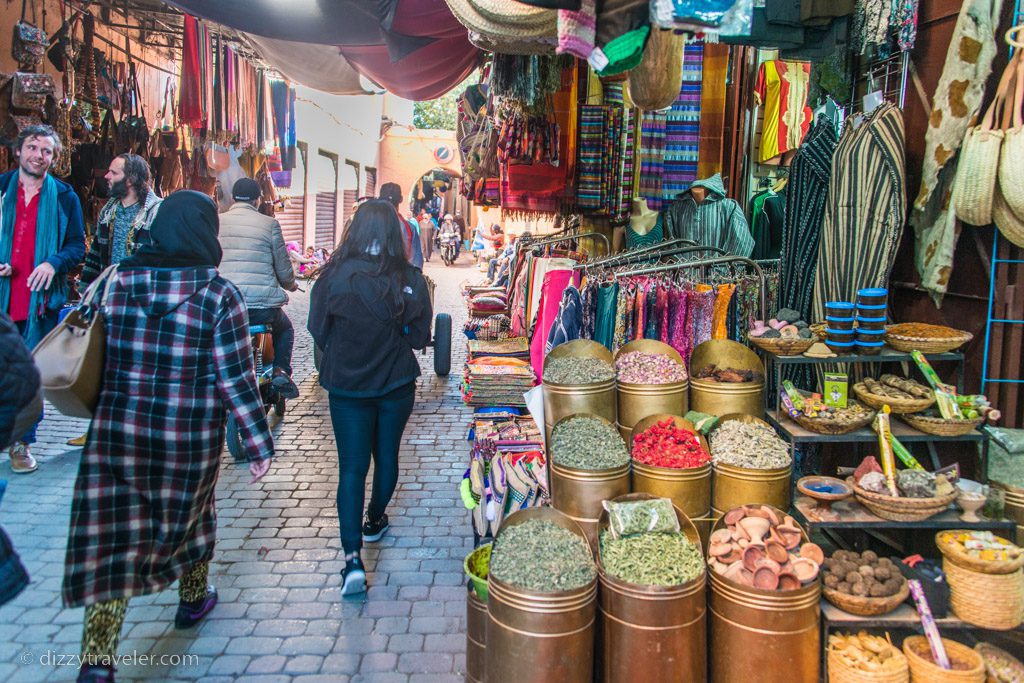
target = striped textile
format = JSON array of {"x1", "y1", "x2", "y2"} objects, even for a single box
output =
[
  {"x1": 617, "y1": 107, "x2": 636, "y2": 216},
  {"x1": 576, "y1": 104, "x2": 605, "y2": 210},
  {"x1": 638, "y1": 111, "x2": 668, "y2": 210},
  {"x1": 811, "y1": 104, "x2": 906, "y2": 324},
  {"x1": 778, "y1": 118, "x2": 838, "y2": 323},
  {"x1": 697, "y1": 42, "x2": 729, "y2": 179},
  {"x1": 663, "y1": 43, "x2": 703, "y2": 202}
]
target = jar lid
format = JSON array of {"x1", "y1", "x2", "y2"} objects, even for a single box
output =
[
  {"x1": 827, "y1": 340, "x2": 855, "y2": 347},
  {"x1": 856, "y1": 315, "x2": 886, "y2": 323},
  {"x1": 826, "y1": 302, "x2": 855, "y2": 309},
  {"x1": 856, "y1": 340, "x2": 886, "y2": 347},
  {"x1": 826, "y1": 315, "x2": 855, "y2": 322},
  {"x1": 857, "y1": 288, "x2": 888, "y2": 297},
  {"x1": 855, "y1": 328, "x2": 885, "y2": 335},
  {"x1": 826, "y1": 328, "x2": 855, "y2": 335},
  {"x1": 857, "y1": 303, "x2": 887, "y2": 310}
]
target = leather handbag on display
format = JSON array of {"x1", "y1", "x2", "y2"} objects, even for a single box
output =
[
  {"x1": 32, "y1": 265, "x2": 118, "y2": 419},
  {"x1": 12, "y1": 0, "x2": 47, "y2": 72}
]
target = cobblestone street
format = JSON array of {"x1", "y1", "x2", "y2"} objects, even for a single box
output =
[{"x1": 0, "y1": 255, "x2": 481, "y2": 682}]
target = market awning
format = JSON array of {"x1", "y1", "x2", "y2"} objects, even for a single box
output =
[{"x1": 166, "y1": 0, "x2": 480, "y2": 99}]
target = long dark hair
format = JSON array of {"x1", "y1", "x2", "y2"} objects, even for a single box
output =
[{"x1": 322, "y1": 199, "x2": 408, "y2": 311}]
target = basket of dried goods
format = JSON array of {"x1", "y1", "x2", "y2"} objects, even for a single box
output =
[
  {"x1": 902, "y1": 636, "x2": 985, "y2": 683},
  {"x1": 821, "y1": 549, "x2": 909, "y2": 616},
  {"x1": 974, "y1": 643, "x2": 1024, "y2": 683},
  {"x1": 748, "y1": 309, "x2": 816, "y2": 356},
  {"x1": 884, "y1": 323, "x2": 973, "y2": 353},
  {"x1": 899, "y1": 411, "x2": 985, "y2": 437},
  {"x1": 936, "y1": 530, "x2": 1024, "y2": 574},
  {"x1": 793, "y1": 399, "x2": 876, "y2": 435},
  {"x1": 851, "y1": 457, "x2": 957, "y2": 522},
  {"x1": 853, "y1": 375, "x2": 935, "y2": 414},
  {"x1": 810, "y1": 322, "x2": 828, "y2": 341},
  {"x1": 827, "y1": 631, "x2": 909, "y2": 683}
]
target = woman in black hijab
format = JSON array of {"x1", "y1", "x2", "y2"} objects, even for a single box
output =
[{"x1": 64, "y1": 190, "x2": 273, "y2": 683}]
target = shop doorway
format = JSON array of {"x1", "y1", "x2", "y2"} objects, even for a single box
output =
[
  {"x1": 276, "y1": 143, "x2": 309, "y2": 246},
  {"x1": 314, "y1": 151, "x2": 339, "y2": 249}
]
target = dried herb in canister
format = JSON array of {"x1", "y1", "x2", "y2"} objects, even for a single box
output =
[
  {"x1": 490, "y1": 519, "x2": 596, "y2": 592},
  {"x1": 600, "y1": 531, "x2": 704, "y2": 586},
  {"x1": 615, "y1": 351, "x2": 688, "y2": 384},
  {"x1": 544, "y1": 356, "x2": 615, "y2": 385},
  {"x1": 552, "y1": 416, "x2": 629, "y2": 470},
  {"x1": 603, "y1": 498, "x2": 680, "y2": 538},
  {"x1": 710, "y1": 420, "x2": 790, "y2": 470}
]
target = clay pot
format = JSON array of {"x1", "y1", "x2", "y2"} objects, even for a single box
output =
[
  {"x1": 777, "y1": 526, "x2": 801, "y2": 550},
  {"x1": 765, "y1": 540, "x2": 789, "y2": 564},
  {"x1": 791, "y1": 558, "x2": 819, "y2": 583},
  {"x1": 738, "y1": 517, "x2": 771, "y2": 543},
  {"x1": 764, "y1": 507, "x2": 781, "y2": 525},
  {"x1": 710, "y1": 529, "x2": 733, "y2": 545},
  {"x1": 709, "y1": 542, "x2": 732, "y2": 559},
  {"x1": 799, "y1": 543, "x2": 824, "y2": 565},
  {"x1": 777, "y1": 571, "x2": 801, "y2": 591},
  {"x1": 742, "y1": 544, "x2": 766, "y2": 572},
  {"x1": 745, "y1": 506, "x2": 771, "y2": 520},
  {"x1": 723, "y1": 560, "x2": 745, "y2": 583},
  {"x1": 724, "y1": 508, "x2": 746, "y2": 526},
  {"x1": 753, "y1": 564, "x2": 780, "y2": 590},
  {"x1": 721, "y1": 546, "x2": 743, "y2": 565}
]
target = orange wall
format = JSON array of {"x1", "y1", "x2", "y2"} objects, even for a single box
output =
[{"x1": 378, "y1": 126, "x2": 461, "y2": 217}]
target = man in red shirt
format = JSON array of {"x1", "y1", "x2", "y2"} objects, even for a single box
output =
[{"x1": 0, "y1": 125, "x2": 86, "y2": 473}]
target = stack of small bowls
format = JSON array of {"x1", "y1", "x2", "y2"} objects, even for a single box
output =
[
  {"x1": 855, "y1": 288, "x2": 887, "y2": 355},
  {"x1": 824, "y1": 302, "x2": 855, "y2": 354}
]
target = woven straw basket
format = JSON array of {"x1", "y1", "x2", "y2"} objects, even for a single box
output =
[
  {"x1": 899, "y1": 413, "x2": 984, "y2": 437},
  {"x1": 944, "y1": 559, "x2": 1023, "y2": 631},
  {"x1": 903, "y1": 636, "x2": 985, "y2": 683},
  {"x1": 994, "y1": 184, "x2": 1024, "y2": 248},
  {"x1": 748, "y1": 334, "x2": 816, "y2": 357},
  {"x1": 852, "y1": 383, "x2": 935, "y2": 414},
  {"x1": 627, "y1": 28, "x2": 683, "y2": 111},
  {"x1": 828, "y1": 648, "x2": 909, "y2": 683},
  {"x1": 999, "y1": 50, "x2": 1024, "y2": 221},
  {"x1": 852, "y1": 483, "x2": 956, "y2": 522},
  {"x1": 823, "y1": 581, "x2": 909, "y2": 617},
  {"x1": 936, "y1": 530, "x2": 1024, "y2": 575}
]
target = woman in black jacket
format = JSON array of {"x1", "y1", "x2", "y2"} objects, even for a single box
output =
[{"x1": 308, "y1": 200, "x2": 432, "y2": 595}]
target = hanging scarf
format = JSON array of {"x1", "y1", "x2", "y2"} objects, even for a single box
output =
[{"x1": 0, "y1": 173, "x2": 61, "y2": 344}]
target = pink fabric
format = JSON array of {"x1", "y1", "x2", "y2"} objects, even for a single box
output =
[{"x1": 530, "y1": 268, "x2": 580, "y2": 373}]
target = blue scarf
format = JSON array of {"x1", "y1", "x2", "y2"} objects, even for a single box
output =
[{"x1": 0, "y1": 172, "x2": 62, "y2": 346}]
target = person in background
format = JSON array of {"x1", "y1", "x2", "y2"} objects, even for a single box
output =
[
  {"x1": 417, "y1": 210, "x2": 435, "y2": 263},
  {"x1": 286, "y1": 241, "x2": 316, "y2": 278},
  {"x1": 453, "y1": 211, "x2": 467, "y2": 251},
  {"x1": 69, "y1": 153, "x2": 162, "y2": 447},
  {"x1": 218, "y1": 177, "x2": 301, "y2": 400},
  {"x1": 308, "y1": 200, "x2": 432, "y2": 596},
  {"x1": 62, "y1": 191, "x2": 273, "y2": 682},
  {"x1": 379, "y1": 182, "x2": 423, "y2": 269},
  {"x1": 439, "y1": 213, "x2": 460, "y2": 258},
  {"x1": 488, "y1": 232, "x2": 524, "y2": 287},
  {"x1": 0, "y1": 124, "x2": 86, "y2": 474}
]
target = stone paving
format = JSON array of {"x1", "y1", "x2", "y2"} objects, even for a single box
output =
[{"x1": 0, "y1": 254, "x2": 483, "y2": 682}]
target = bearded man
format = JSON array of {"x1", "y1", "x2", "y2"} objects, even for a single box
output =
[{"x1": 80, "y1": 153, "x2": 162, "y2": 286}]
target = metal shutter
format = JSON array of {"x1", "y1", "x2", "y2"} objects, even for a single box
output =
[
  {"x1": 364, "y1": 167, "x2": 377, "y2": 197},
  {"x1": 277, "y1": 196, "x2": 305, "y2": 246},
  {"x1": 315, "y1": 192, "x2": 337, "y2": 249}
]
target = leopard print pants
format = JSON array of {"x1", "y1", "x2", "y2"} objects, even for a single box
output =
[{"x1": 81, "y1": 562, "x2": 209, "y2": 661}]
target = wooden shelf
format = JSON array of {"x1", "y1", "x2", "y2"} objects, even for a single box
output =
[
  {"x1": 766, "y1": 413, "x2": 985, "y2": 443},
  {"x1": 765, "y1": 348, "x2": 964, "y2": 366},
  {"x1": 792, "y1": 495, "x2": 1017, "y2": 535},
  {"x1": 821, "y1": 601, "x2": 1024, "y2": 630}
]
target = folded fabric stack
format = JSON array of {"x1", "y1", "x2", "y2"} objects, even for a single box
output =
[
  {"x1": 468, "y1": 291, "x2": 510, "y2": 317},
  {"x1": 462, "y1": 444, "x2": 549, "y2": 538},
  {"x1": 462, "y1": 361, "x2": 536, "y2": 407},
  {"x1": 472, "y1": 412, "x2": 543, "y2": 452},
  {"x1": 468, "y1": 337, "x2": 530, "y2": 362}
]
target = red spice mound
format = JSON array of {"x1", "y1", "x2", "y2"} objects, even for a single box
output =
[{"x1": 632, "y1": 419, "x2": 710, "y2": 469}]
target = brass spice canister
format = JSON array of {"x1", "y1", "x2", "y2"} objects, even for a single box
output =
[
  {"x1": 597, "y1": 493, "x2": 707, "y2": 683},
  {"x1": 549, "y1": 414, "x2": 631, "y2": 548},
  {"x1": 543, "y1": 341, "x2": 617, "y2": 442},
  {"x1": 486, "y1": 508, "x2": 598, "y2": 683},
  {"x1": 711, "y1": 415, "x2": 792, "y2": 515},
  {"x1": 630, "y1": 414, "x2": 711, "y2": 518},
  {"x1": 708, "y1": 509, "x2": 821, "y2": 683},
  {"x1": 689, "y1": 340, "x2": 765, "y2": 417},
  {"x1": 614, "y1": 340, "x2": 689, "y2": 442},
  {"x1": 466, "y1": 587, "x2": 486, "y2": 683}
]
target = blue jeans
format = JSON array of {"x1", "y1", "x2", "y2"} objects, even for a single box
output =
[
  {"x1": 328, "y1": 382, "x2": 416, "y2": 554},
  {"x1": 14, "y1": 311, "x2": 58, "y2": 445}
]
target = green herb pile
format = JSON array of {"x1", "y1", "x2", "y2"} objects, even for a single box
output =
[
  {"x1": 600, "y1": 531, "x2": 704, "y2": 587},
  {"x1": 490, "y1": 519, "x2": 596, "y2": 592},
  {"x1": 551, "y1": 416, "x2": 630, "y2": 470}
]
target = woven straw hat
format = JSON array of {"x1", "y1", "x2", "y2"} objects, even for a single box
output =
[{"x1": 446, "y1": 0, "x2": 558, "y2": 40}]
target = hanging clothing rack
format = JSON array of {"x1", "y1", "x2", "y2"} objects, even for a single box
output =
[
  {"x1": 610, "y1": 255, "x2": 768, "y2": 319},
  {"x1": 579, "y1": 244, "x2": 729, "y2": 271},
  {"x1": 585, "y1": 238, "x2": 698, "y2": 269}
]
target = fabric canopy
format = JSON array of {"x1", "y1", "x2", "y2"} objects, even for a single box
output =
[
  {"x1": 168, "y1": 0, "x2": 480, "y2": 100},
  {"x1": 245, "y1": 35, "x2": 372, "y2": 96}
]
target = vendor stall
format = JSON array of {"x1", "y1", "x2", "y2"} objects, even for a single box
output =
[{"x1": 449, "y1": 1, "x2": 1024, "y2": 681}]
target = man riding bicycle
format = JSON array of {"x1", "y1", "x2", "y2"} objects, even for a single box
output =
[{"x1": 218, "y1": 178, "x2": 300, "y2": 399}]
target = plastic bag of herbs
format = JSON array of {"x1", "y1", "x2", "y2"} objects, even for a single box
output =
[{"x1": 599, "y1": 499, "x2": 703, "y2": 587}]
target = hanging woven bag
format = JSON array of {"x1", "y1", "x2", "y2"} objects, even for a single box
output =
[
  {"x1": 627, "y1": 27, "x2": 683, "y2": 111},
  {"x1": 953, "y1": 50, "x2": 1015, "y2": 226},
  {"x1": 999, "y1": 49, "x2": 1024, "y2": 221},
  {"x1": 993, "y1": 182, "x2": 1024, "y2": 248}
]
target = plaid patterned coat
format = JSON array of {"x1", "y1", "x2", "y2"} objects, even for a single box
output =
[{"x1": 63, "y1": 267, "x2": 273, "y2": 608}]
